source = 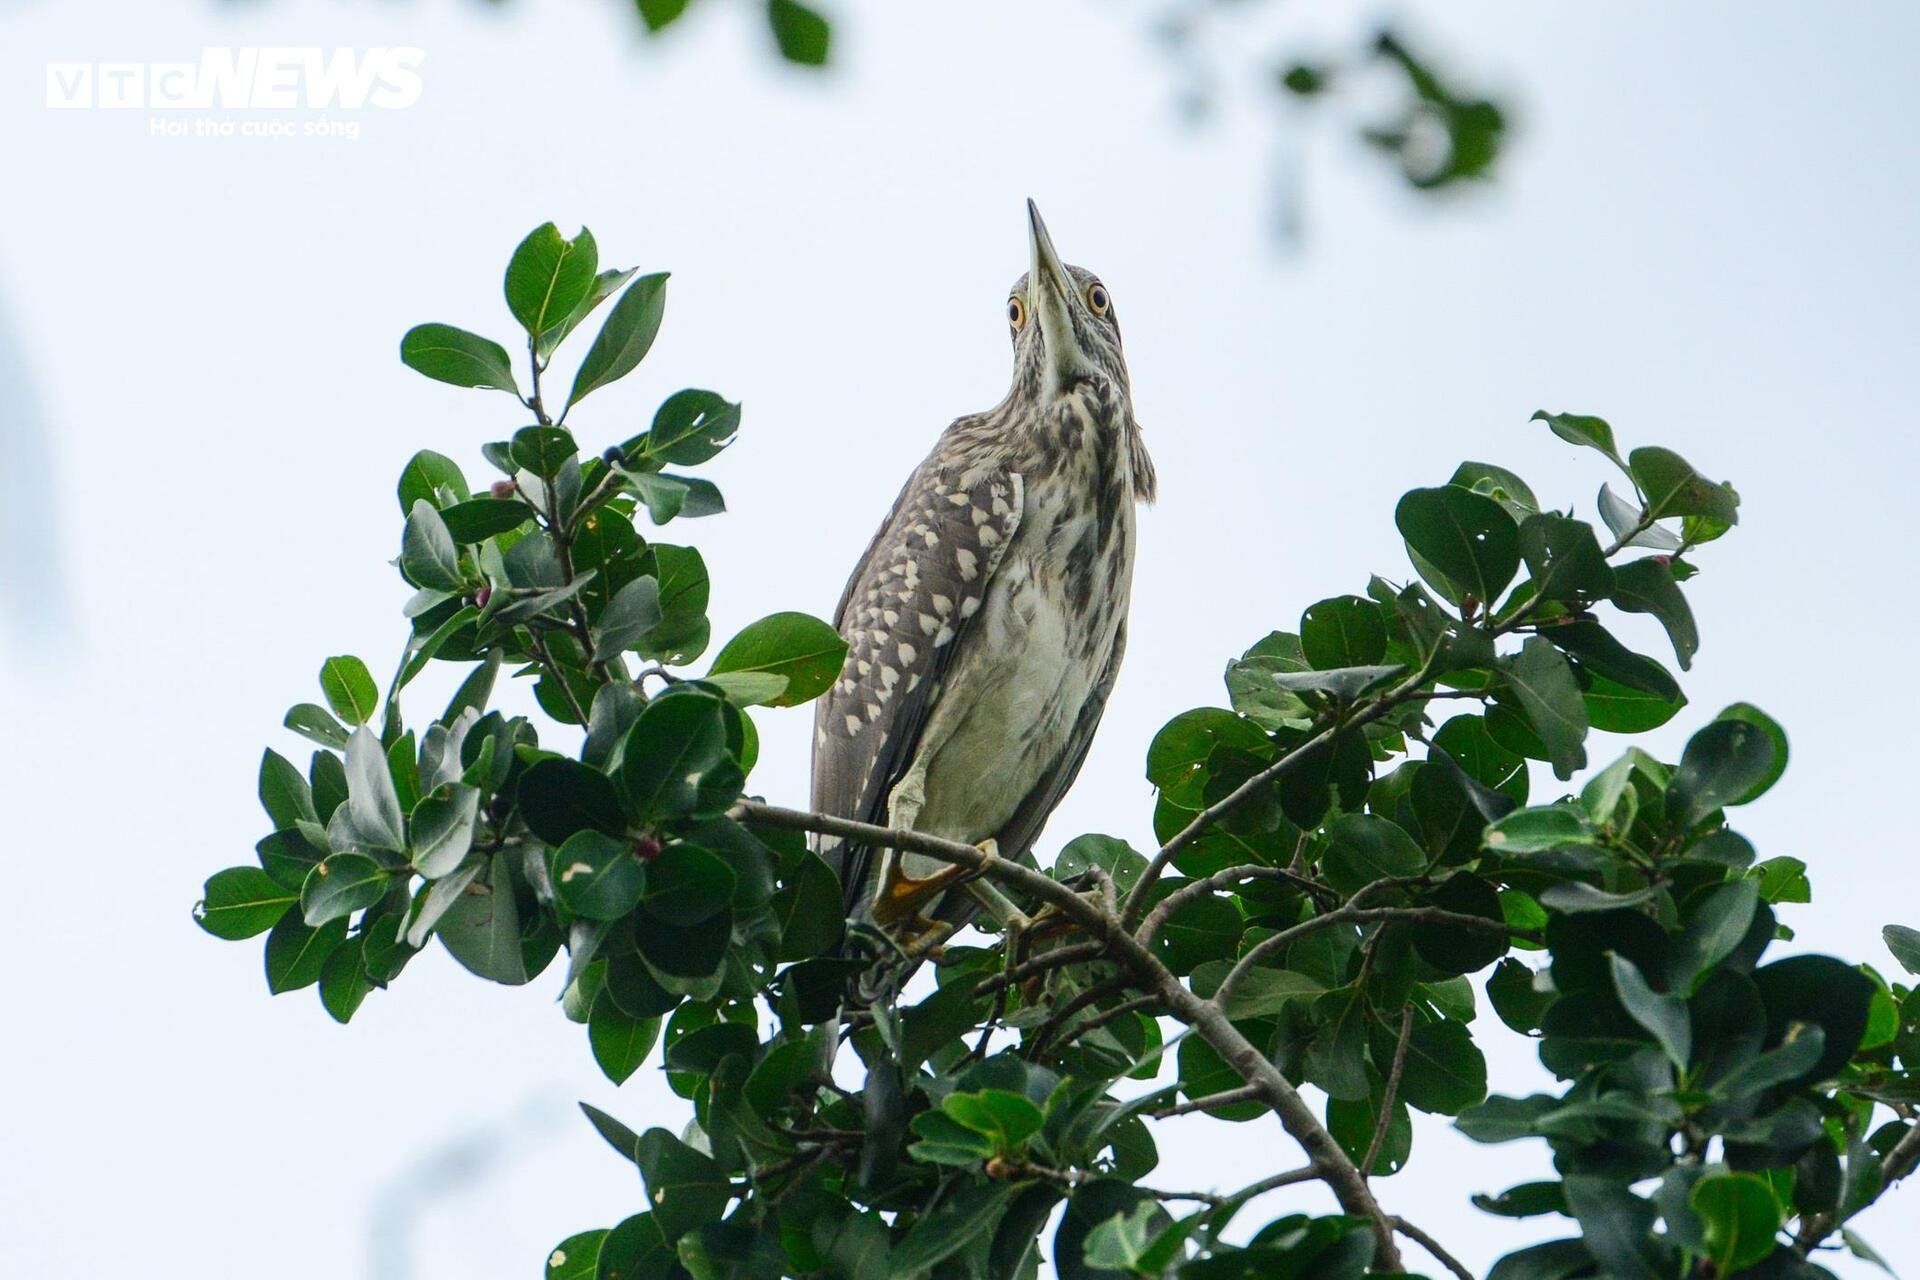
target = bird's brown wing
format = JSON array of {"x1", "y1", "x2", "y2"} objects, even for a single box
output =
[{"x1": 810, "y1": 456, "x2": 1024, "y2": 919}]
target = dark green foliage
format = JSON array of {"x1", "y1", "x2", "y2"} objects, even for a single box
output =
[{"x1": 195, "y1": 230, "x2": 1916, "y2": 1279}]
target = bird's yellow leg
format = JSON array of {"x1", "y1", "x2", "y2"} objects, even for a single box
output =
[{"x1": 870, "y1": 841, "x2": 1029, "y2": 956}]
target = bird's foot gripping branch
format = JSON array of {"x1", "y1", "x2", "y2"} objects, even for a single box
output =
[{"x1": 196, "y1": 226, "x2": 1920, "y2": 1280}]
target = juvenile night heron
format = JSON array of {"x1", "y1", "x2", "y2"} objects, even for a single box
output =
[{"x1": 811, "y1": 201, "x2": 1156, "y2": 949}]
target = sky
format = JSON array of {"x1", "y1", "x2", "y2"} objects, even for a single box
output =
[{"x1": 2, "y1": 1, "x2": 1918, "y2": 1276}]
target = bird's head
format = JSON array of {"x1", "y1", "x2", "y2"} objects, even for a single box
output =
[{"x1": 1007, "y1": 200, "x2": 1128, "y2": 402}]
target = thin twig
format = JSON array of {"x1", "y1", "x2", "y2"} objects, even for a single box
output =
[
  {"x1": 1362, "y1": 1007, "x2": 1415, "y2": 1177},
  {"x1": 1137, "y1": 864, "x2": 1334, "y2": 946},
  {"x1": 970, "y1": 940, "x2": 1107, "y2": 996},
  {"x1": 1123, "y1": 652, "x2": 1446, "y2": 928},
  {"x1": 1027, "y1": 974, "x2": 1132, "y2": 1060},
  {"x1": 1229, "y1": 1165, "x2": 1321, "y2": 1201},
  {"x1": 1047, "y1": 994, "x2": 1167, "y2": 1056},
  {"x1": 1214, "y1": 901, "x2": 1524, "y2": 1014},
  {"x1": 1151, "y1": 1085, "x2": 1261, "y2": 1119},
  {"x1": 1393, "y1": 1217, "x2": 1476, "y2": 1280}
]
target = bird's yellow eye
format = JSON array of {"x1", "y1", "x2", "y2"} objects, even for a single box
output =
[
  {"x1": 1007, "y1": 295, "x2": 1027, "y2": 329},
  {"x1": 1087, "y1": 283, "x2": 1110, "y2": 316}
]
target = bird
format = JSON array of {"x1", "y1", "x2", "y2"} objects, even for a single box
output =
[{"x1": 811, "y1": 201, "x2": 1156, "y2": 954}]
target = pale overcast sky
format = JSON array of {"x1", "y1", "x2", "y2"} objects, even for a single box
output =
[{"x1": 2, "y1": 2, "x2": 1916, "y2": 1276}]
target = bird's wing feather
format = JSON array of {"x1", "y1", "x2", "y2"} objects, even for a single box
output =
[{"x1": 811, "y1": 454, "x2": 1024, "y2": 918}]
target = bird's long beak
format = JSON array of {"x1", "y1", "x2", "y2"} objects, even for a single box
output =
[{"x1": 1027, "y1": 199, "x2": 1091, "y2": 394}]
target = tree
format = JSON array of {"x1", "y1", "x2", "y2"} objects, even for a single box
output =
[{"x1": 195, "y1": 224, "x2": 1919, "y2": 1279}]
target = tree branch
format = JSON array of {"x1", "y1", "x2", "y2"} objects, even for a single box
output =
[
  {"x1": 732, "y1": 800, "x2": 1107, "y2": 932},
  {"x1": 730, "y1": 798, "x2": 1412, "y2": 1268}
]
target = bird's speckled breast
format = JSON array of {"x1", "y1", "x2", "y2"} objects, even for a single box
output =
[{"x1": 904, "y1": 388, "x2": 1139, "y2": 847}]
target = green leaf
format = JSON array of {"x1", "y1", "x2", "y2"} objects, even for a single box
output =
[
  {"x1": 1395, "y1": 485, "x2": 1521, "y2": 608},
  {"x1": 400, "y1": 323, "x2": 518, "y2": 394},
  {"x1": 942, "y1": 1089, "x2": 1045, "y2": 1153},
  {"x1": 636, "y1": 0, "x2": 692, "y2": 32},
  {"x1": 1498, "y1": 638, "x2": 1588, "y2": 780},
  {"x1": 194, "y1": 867, "x2": 296, "y2": 940},
  {"x1": 545, "y1": 1230, "x2": 608, "y2": 1280},
  {"x1": 1689, "y1": 1173, "x2": 1781, "y2": 1274},
  {"x1": 1672, "y1": 881, "x2": 1761, "y2": 992},
  {"x1": 1320, "y1": 813, "x2": 1427, "y2": 893},
  {"x1": 1300, "y1": 595, "x2": 1388, "y2": 668},
  {"x1": 1081, "y1": 1202, "x2": 1161, "y2": 1273},
  {"x1": 539, "y1": 267, "x2": 638, "y2": 363},
  {"x1": 1884, "y1": 925, "x2": 1920, "y2": 977},
  {"x1": 435, "y1": 851, "x2": 530, "y2": 985},
  {"x1": 1753, "y1": 954, "x2": 1874, "y2": 1084},
  {"x1": 1532, "y1": 410, "x2": 1623, "y2": 466},
  {"x1": 438, "y1": 496, "x2": 531, "y2": 543},
  {"x1": 1518, "y1": 515, "x2": 1613, "y2": 602},
  {"x1": 641, "y1": 844, "x2": 735, "y2": 924},
  {"x1": 1397, "y1": 1018, "x2": 1488, "y2": 1114},
  {"x1": 593, "y1": 575, "x2": 664, "y2": 663},
  {"x1": 409, "y1": 784, "x2": 480, "y2": 878},
  {"x1": 340, "y1": 727, "x2": 405, "y2": 852},
  {"x1": 1751, "y1": 855, "x2": 1811, "y2": 905},
  {"x1": 554, "y1": 829, "x2": 647, "y2": 921},
  {"x1": 1597, "y1": 482, "x2": 1683, "y2": 552},
  {"x1": 505, "y1": 223, "x2": 599, "y2": 339},
  {"x1": 285, "y1": 702, "x2": 350, "y2": 749},
  {"x1": 1666, "y1": 716, "x2": 1779, "y2": 830},
  {"x1": 258, "y1": 748, "x2": 316, "y2": 829},
  {"x1": 635, "y1": 1128, "x2": 732, "y2": 1243},
  {"x1": 401, "y1": 499, "x2": 465, "y2": 592},
  {"x1": 1056, "y1": 1183, "x2": 1170, "y2": 1280},
  {"x1": 319, "y1": 655, "x2": 379, "y2": 726},
  {"x1": 1055, "y1": 834, "x2": 1150, "y2": 896},
  {"x1": 519, "y1": 758, "x2": 626, "y2": 846},
  {"x1": 1611, "y1": 557, "x2": 1698, "y2": 670},
  {"x1": 892, "y1": 1183, "x2": 1022, "y2": 1276},
  {"x1": 707, "y1": 611, "x2": 847, "y2": 708},
  {"x1": 907, "y1": 1110, "x2": 996, "y2": 1165},
  {"x1": 567, "y1": 272, "x2": 669, "y2": 408},
  {"x1": 320, "y1": 934, "x2": 376, "y2": 1023},
  {"x1": 1410, "y1": 872, "x2": 1509, "y2": 974},
  {"x1": 647, "y1": 389, "x2": 741, "y2": 467},
  {"x1": 300, "y1": 853, "x2": 391, "y2": 926},
  {"x1": 1486, "y1": 958, "x2": 1555, "y2": 1034},
  {"x1": 1712, "y1": 703, "x2": 1789, "y2": 806},
  {"x1": 771, "y1": 851, "x2": 844, "y2": 961},
  {"x1": 701, "y1": 671, "x2": 788, "y2": 707},
  {"x1": 510, "y1": 424, "x2": 580, "y2": 480},
  {"x1": 396, "y1": 449, "x2": 469, "y2": 513},
  {"x1": 1482, "y1": 804, "x2": 1593, "y2": 854},
  {"x1": 1473, "y1": 1181, "x2": 1569, "y2": 1220},
  {"x1": 1451, "y1": 460, "x2": 1540, "y2": 519},
  {"x1": 589, "y1": 988, "x2": 662, "y2": 1085},
  {"x1": 264, "y1": 912, "x2": 346, "y2": 994},
  {"x1": 617, "y1": 693, "x2": 731, "y2": 820},
  {"x1": 767, "y1": 0, "x2": 831, "y2": 65},
  {"x1": 1628, "y1": 446, "x2": 1739, "y2": 525},
  {"x1": 1609, "y1": 954, "x2": 1690, "y2": 1069},
  {"x1": 595, "y1": 1214, "x2": 680, "y2": 1280}
]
